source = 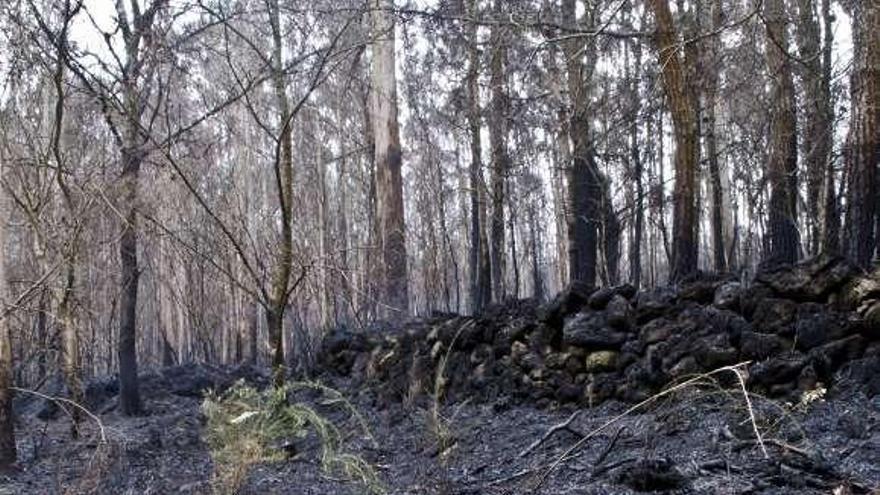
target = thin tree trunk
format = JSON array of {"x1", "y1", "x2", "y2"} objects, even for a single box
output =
[
  {"x1": 0, "y1": 155, "x2": 15, "y2": 467},
  {"x1": 249, "y1": 301, "x2": 258, "y2": 364},
  {"x1": 529, "y1": 206, "x2": 543, "y2": 300},
  {"x1": 268, "y1": 0, "x2": 294, "y2": 386},
  {"x1": 626, "y1": 4, "x2": 645, "y2": 287},
  {"x1": 705, "y1": 0, "x2": 727, "y2": 272},
  {"x1": 508, "y1": 180, "x2": 519, "y2": 298},
  {"x1": 50, "y1": 22, "x2": 83, "y2": 433},
  {"x1": 602, "y1": 181, "x2": 621, "y2": 285}
]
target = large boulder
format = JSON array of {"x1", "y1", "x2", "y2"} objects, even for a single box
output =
[
  {"x1": 692, "y1": 333, "x2": 738, "y2": 369},
  {"x1": 563, "y1": 312, "x2": 629, "y2": 349},
  {"x1": 606, "y1": 295, "x2": 635, "y2": 330},
  {"x1": 740, "y1": 330, "x2": 788, "y2": 360},
  {"x1": 635, "y1": 288, "x2": 677, "y2": 323},
  {"x1": 679, "y1": 273, "x2": 733, "y2": 304},
  {"x1": 750, "y1": 297, "x2": 797, "y2": 335},
  {"x1": 755, "y1": 255, "x2": 857, "y2": 302},
  {"x1": 749, "y1": 353, "x2": 808, "y2": 389},
  {"x1": 538, "y1": 281, "x2": 595, "y2": 328},
  {"x1": 713, "y1": 282, "x2": 742, "y2": 310},
  {"x1": 794, "y1": 305, "x2": 855, "y2": 350}
]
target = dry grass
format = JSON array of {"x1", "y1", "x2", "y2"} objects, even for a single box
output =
[{"x1": 202, "y1": 380, "x2": 383, "y2": 495}]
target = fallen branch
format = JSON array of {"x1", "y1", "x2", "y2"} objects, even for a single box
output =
[
  {"x1": 11, "y1": 386, "x2": 107, "y2": 444},
  {"x1": 518, "y1": 410, "x2": 583, "y2": 458},
  {"x1": 592, "y1": 426, "x2": 626, "y2": 468}
]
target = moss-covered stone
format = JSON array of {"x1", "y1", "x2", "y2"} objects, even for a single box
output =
[{"x1": 584, "y1": 351, "x2": 619, "y2": 373}]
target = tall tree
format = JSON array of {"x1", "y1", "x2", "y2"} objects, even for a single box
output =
[
  {"x1": 648, "y1": 0, "x2": 700, "y2": 281},
  {"x1": 47, "y1": 0, "x2": 85, "y2": 435},
  {"x1": 267, "y1": 0, "x2": 295, "y2": 385},
  {"x1": 112, "y1": 0, "x2": 168, "y2": 416},
  {"x1": 819, "y1": 0, "x2": 838, "y2": 254},
  {"x1": 704, "y1": 0, "x2": 727, "y2": 272},
  {"x1": 371, "y1": 0, "x2": 409, "y2": 315},
  {"x1": 466, "y1": 0, "x2": 491, "y2": 313},
  {"x1": 764, "y1": 0, "x2": 800, "y2": 264},
  {"x1": 845, "y1": 1, "x2": 880, "y2": 268},
  {"x1": 0, "y1": 146, "x2": 14, "y2": 467},
  {"x1": 488, "y1": 0, "x2": 510, "y2": 300},
  {"x1": 624, "y1": 1, "x2": 646, "y2": 287},
  {"x1": 796, "y1": 0, "x2": 831, "y2": 256},
  {"x1": 562, "y1": 0, "x2": 601, "y2": 286}
]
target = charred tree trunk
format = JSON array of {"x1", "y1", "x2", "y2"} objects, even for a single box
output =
[
  {"x1": 113, "y1": 0, "x2": 168, "y2": 417},
  {"x1": 466, "y1": 0, "x2": 490, "y2": 313},
  {"x1": 266, "y1": 307, "x2": 284, "y2": 385},
  {"x1": 371, "y1": 0, "x2": 409, "y2": 315},
  {"x1": 820, "y1": 0, "x2": 839, "y2": 254},
  {"x1": 626, "y1": 4, "x2": 645, "y2": 287},
  {"x1": 796, "y1": 0, "x2": 830, "y2": 257},
  {"x1": 648, "y1": 0, "x2": 700, "y2": 281},
  {"x1": 705, "y1": 0, "x2": 727, "y2": 272},
  {"x1": 845, "y1": 2, "x2": 880, "y2": 268},
  {"x1": 248, "y1": 301, "x2": 258, "y2": 364},
  {"x1": 0, "y1": 158, "x2": 15, "y2": 467},
  {"x1": 562, "y1": 0, "x2": 600, "y2": 287},
  {"x1": 765, "y1": 0, "x2": 800, "y2": 264},
  {"x1": 488, "y1": 0, "x2": 509, "y2": 301},
  {"x1": 118, "y1": 145, "x2": 142, "y2": 416},
  {"x1": 602, "y1": 181, "x2": 621, "y2": 285}
]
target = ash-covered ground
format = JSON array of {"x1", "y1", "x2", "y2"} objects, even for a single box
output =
[{"x1": 1, "y1": 361, "x2": 878, "y2": 494}]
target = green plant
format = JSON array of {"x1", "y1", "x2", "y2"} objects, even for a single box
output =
[{"x1": 202, "y1": 380, "x2": 383, "y2": 495}]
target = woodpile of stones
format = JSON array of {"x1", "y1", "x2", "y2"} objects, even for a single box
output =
[{"x1": 319, "y1": 256, "x2": 880, "y2": 407}]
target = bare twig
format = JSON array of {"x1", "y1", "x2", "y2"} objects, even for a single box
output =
[
  {"x1": 10, "y1": 386, "x2": 107, "y2": 444},
  {"x1": 533, "y1": 362, "x2": 759, "y2": 490},
  {"x1": 732, "y1": 366, "x2": 768, "y2": 459},
  {"x1": 519, "y1": 410, "x2": 583, "y2": 458},
  {"x1": 592, "y1": 426, "x2": 626, "y2": 468}
]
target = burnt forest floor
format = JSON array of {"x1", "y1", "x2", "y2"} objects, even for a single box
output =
[{"x1": 1, "y1": 362, "x2": 880, "y2": 495}]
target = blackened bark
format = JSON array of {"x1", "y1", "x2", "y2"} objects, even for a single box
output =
[
  {"x1": 796, "y1": 0, "x2": 828, "y2": 256},
  {"x1": 602, "y1": 181, "x2": 621, "y2": 285},
  {"x1": 562, "y1": 0, "x2": 600, "y2": 287},
  {"x1": 267, "y1": 307, "x2": 284, "y2": 387},
  {"x1": 0, "y1": 319, "x2": 12, "y2": 467},
  {"x1": 466, "y1": 0, "x2": 490, "y2": 313},
  {"x1": 249, "y1": 301, "x2": 258, "y2": 365},
  {"x1": 845, "y1": 2, "x2": 880, "y2": 268},
  {"x1": 648, "y1": 0, "x2": 700, "y2": 281},
  {"x1": 820, "y1": 0, "x2": 839, "y2": 254},
  {"x1": 118, "y1": 146, "x2": 142, "y2": 416},
  {"x1": 765, "y1": 0, "x2": 801, "y2": 264},
  {"x1": 821, "y1": 0, "x2": 840, "y2": 253},
  {"x1": 0, "y1": 200, "x2": 13, "y2": 464},
  {"x1": 705, "y1": 0, "x2": 727, "y2": 272},
  {"x1": 489, "y1": 0, "x2": 509, "y2": 301}
]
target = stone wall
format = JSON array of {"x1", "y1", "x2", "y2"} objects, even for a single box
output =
[{"x1": 319, "y1": 256, "x2": 880, "y2": 407}]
